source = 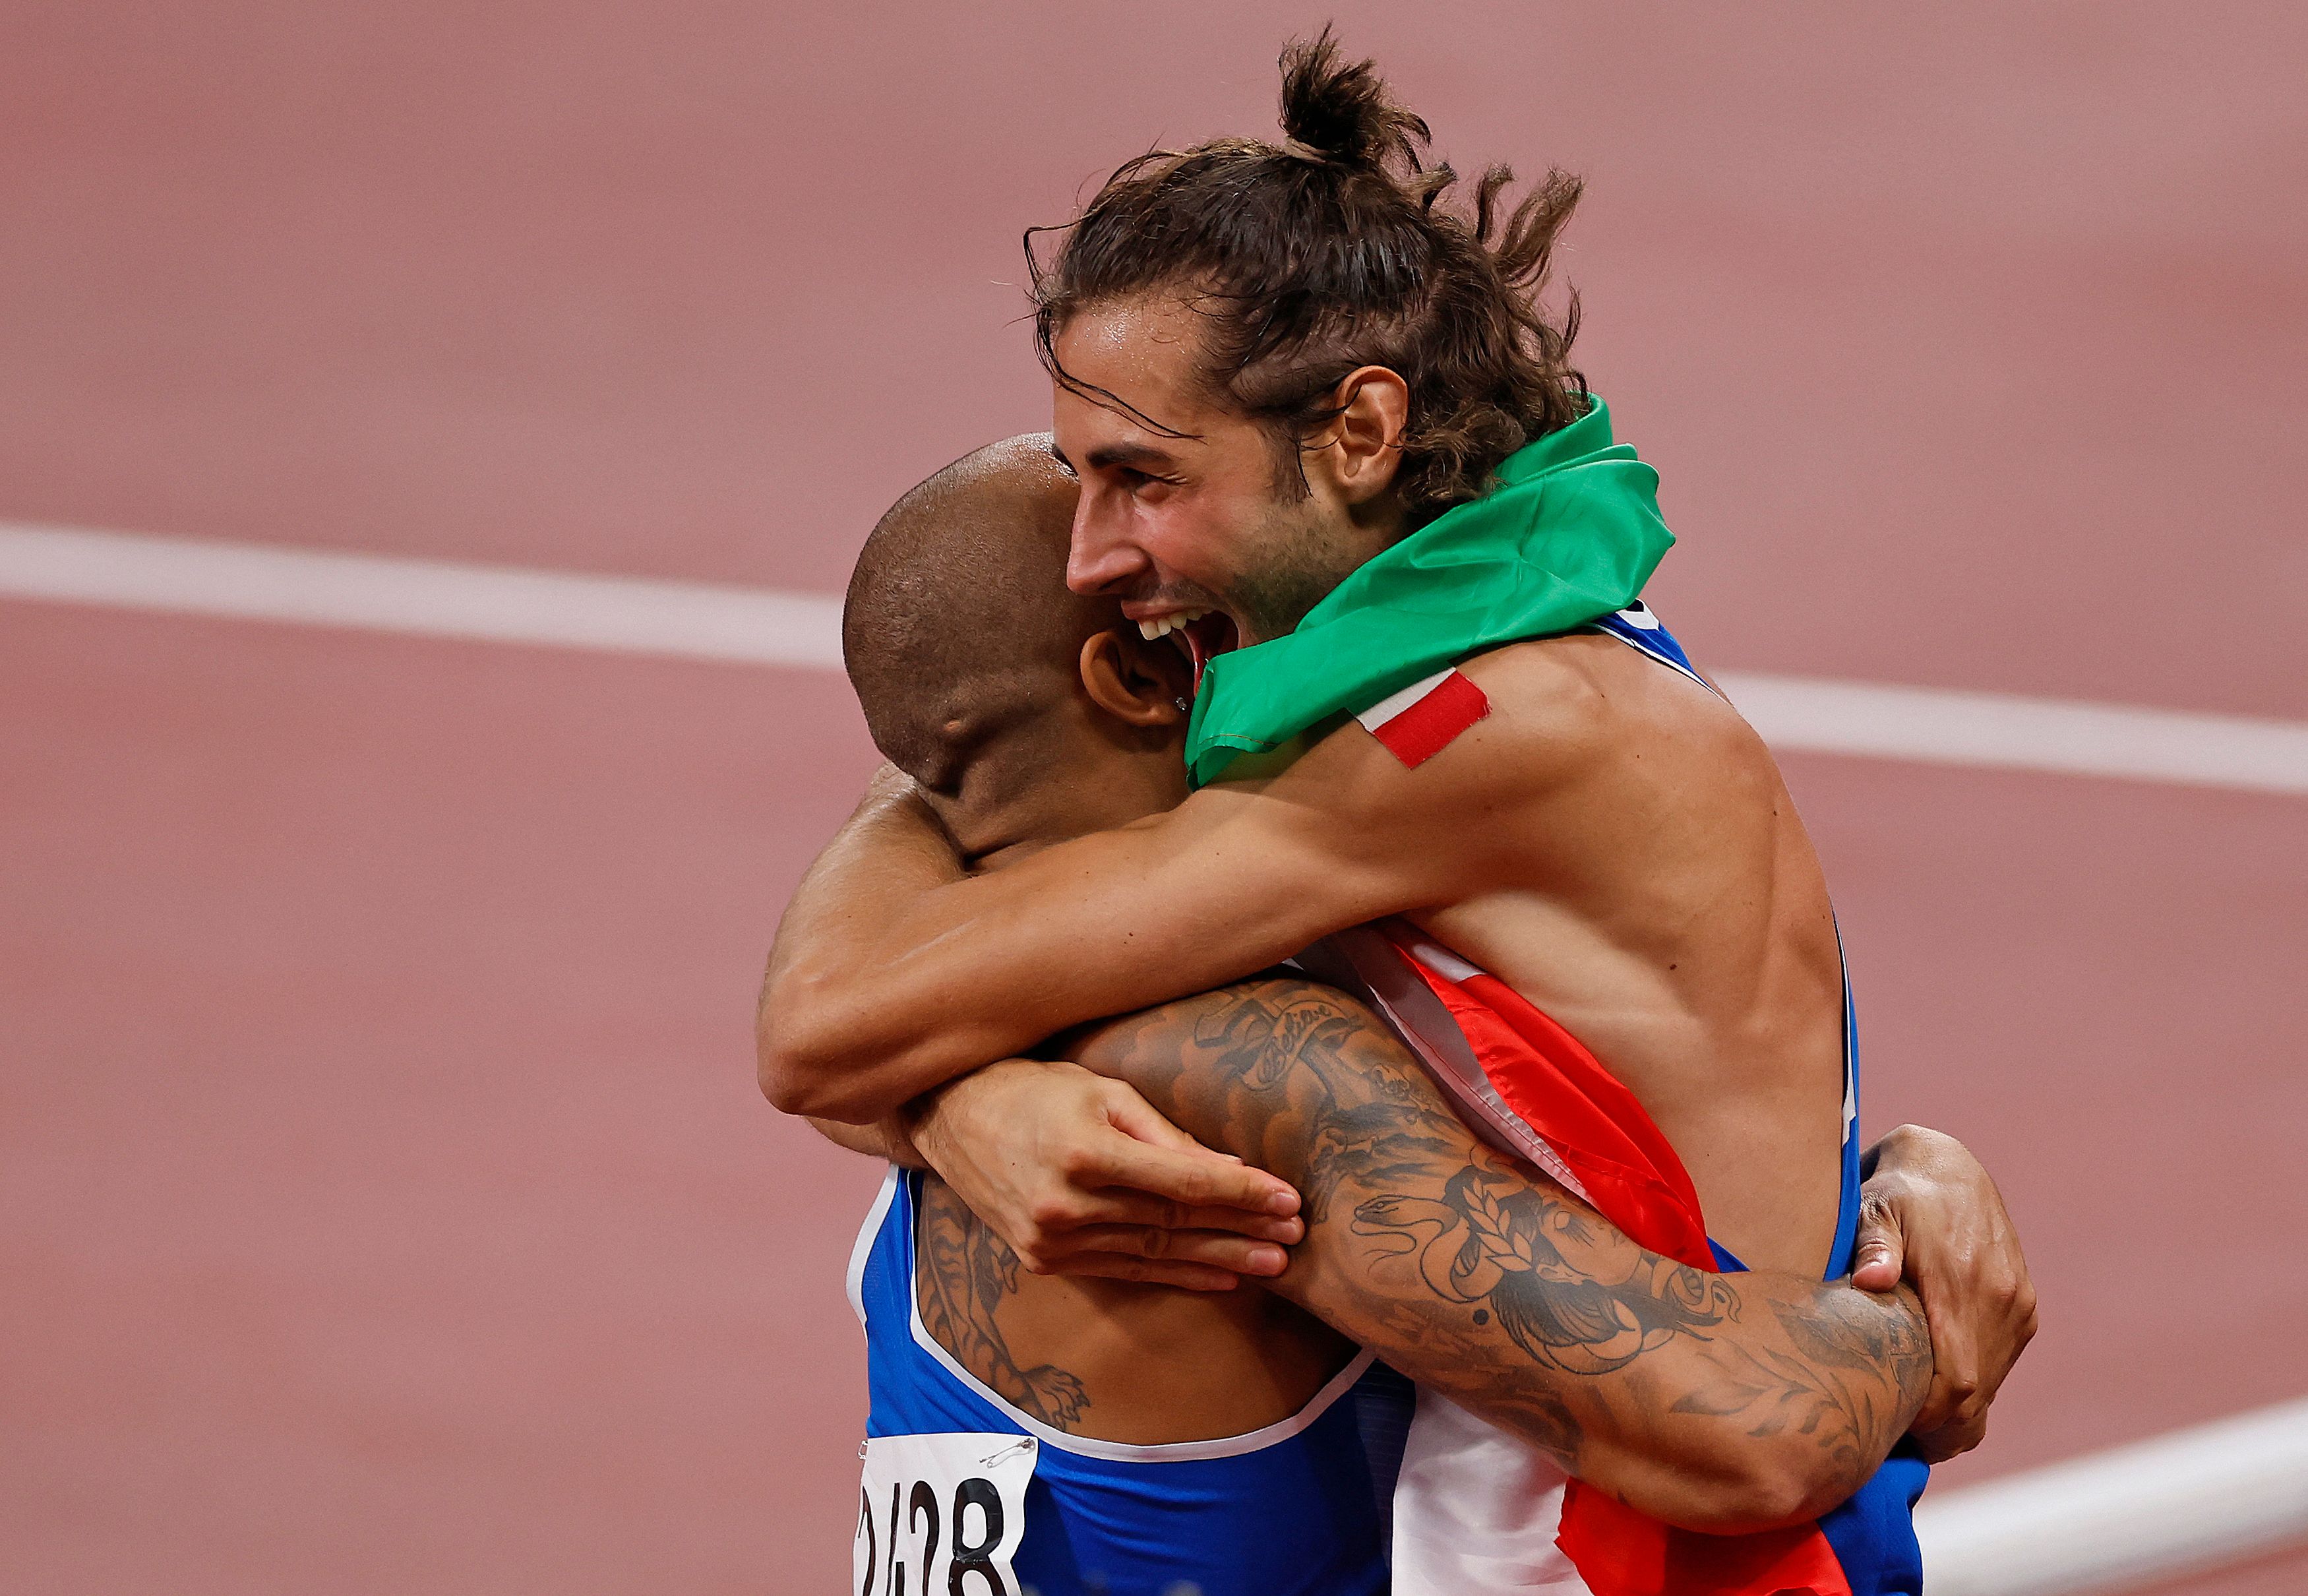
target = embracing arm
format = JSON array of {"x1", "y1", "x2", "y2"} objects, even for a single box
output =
[
  {"x1": 1066, "y1": 978, "x2": 1931, "y2": 1532},
  {"x1": 757, "y1": 725, "x2": 1513, "y2": 1122}
]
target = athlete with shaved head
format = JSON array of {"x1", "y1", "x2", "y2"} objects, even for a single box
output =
[{"x1": 770, "y1": 32, "x2": 2033, "y2": 1596}]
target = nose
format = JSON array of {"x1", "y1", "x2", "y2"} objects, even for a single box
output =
[{"x1": 1064, "y1": 486, "x2": 1149, "y2": 596}]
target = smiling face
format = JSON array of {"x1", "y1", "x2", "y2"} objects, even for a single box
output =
[{"x1": 1050, "y1": 294, "x2": 1407, "y2": 675}]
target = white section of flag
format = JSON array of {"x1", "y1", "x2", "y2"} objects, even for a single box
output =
[{"x1": 1355, "y1": 668, "x2": 1460, "y2": 733}]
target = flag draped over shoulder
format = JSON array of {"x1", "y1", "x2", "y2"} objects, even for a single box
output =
[{"x1": 1182, "y1": 396, "x2": 1674, "y2": 788}]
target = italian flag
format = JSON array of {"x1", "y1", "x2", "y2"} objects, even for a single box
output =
[{"x1": 1354, "y1": 668, "x2": 1490, "y2": 768}]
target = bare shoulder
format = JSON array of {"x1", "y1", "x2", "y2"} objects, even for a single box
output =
[
  {"x1": 1451, "y1": 632, "x2": 1776, "y2": 789},
  {"x1": 1270, "y1": 632, "x2": 1755, "y2": 819}
]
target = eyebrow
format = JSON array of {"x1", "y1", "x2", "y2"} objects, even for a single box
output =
[{"x1": 1081, "y1": 440, "x2": 1180, "y2": 472}]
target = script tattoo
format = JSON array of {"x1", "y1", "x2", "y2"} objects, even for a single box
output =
[
  {"x1": 914, "y1": 1179, "x2": 1091, "y2": 1429},
  {"x1": 1079, "y1": 979, "x2": 1931, "y2": 1481}
]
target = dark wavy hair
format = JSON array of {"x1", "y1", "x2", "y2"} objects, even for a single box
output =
[{"x1": 1028, "y1": 28, "x2": 1589, "y2": 525}]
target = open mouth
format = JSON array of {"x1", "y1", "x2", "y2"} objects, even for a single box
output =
[{"x1": 1136, "y1": 609, "x2": 1242, "y2": 692}]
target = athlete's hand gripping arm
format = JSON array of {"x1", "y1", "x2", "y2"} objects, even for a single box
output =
[
  {"x1": 799, "y1": 1053, "x2": 1306, "y2": 1291},
  {"x1": 1062, "y1": 977, "x2": 1932, "y2": 1533},
  {"x1": 1850, "y1": 1124, "x2": 2037, "y2": 1461},
  {"x1": 758, "y1": 728, "x2": 1483, "y2": 1124}
]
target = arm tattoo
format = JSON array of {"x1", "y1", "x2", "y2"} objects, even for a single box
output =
[
  {"x1": 1354, "y1": 1164, "x2": 1739, "y2": 1375},
  {"x1": 913, "y1": 1179, "x2": 1090, "y2": 1430},
  {"x1": 1079, "y1": 979, "x2": 1932, "y2": 1485}
]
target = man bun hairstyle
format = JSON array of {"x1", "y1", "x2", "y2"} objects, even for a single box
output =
[
  {"x1": 1029, "y1": 28, "x2": 1588, "y2": 525},
  {"x1": 1275, "y1": 32, "x2": 1424, "y2": 169}
]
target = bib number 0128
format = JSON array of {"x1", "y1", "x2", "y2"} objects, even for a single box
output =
[{"x1": 854, "y1": 1432, "x2": 1035, "y2": 1596}]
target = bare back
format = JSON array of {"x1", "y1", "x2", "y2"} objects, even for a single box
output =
[
  {"x1": 1420, "y1": 632, "x2": 1847, "y2": 1275},
  {"x1": 915, "y1": 1145, "x2": 1355, "y2": 1445}
]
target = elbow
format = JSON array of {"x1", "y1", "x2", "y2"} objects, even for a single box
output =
[
  {"x1": 756, "y1": 976, "x2": 874, "y2": 1121},
  {"x1": 754, "y1": 1011, "x2": 828, "y2": 1118}
]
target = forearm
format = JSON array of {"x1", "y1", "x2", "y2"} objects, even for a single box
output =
[
  {"x1": 1277, "y1": 1218, "x2": 1928, "y2": 1528},
  {"x1": 758, "y1": 774, "x2": 1401, "y2": 1122},
  {"x1": 1069, "y1": 979, "x2": 1929, "y2": 1529},
  {"x1": 1261, "y1": 1133, "x2": 1927, "y2": 1527},
  {"x1": 758, "y1": 775, "x2": 979, "y2": 1119}
]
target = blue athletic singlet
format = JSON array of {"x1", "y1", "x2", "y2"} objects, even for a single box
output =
[{"x1": 848, "y1": 1166, "x2": 1396, "y2": 1596}]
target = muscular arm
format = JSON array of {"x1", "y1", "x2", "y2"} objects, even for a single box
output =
[
  {"x1": 759, "y1": 716, "x2": 1531, "y2": 1121},
  {"x1": 1064, "y1": 977, "x2": 1930, "y2": 1532}
]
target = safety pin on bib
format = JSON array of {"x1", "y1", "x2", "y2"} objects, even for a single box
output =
[{"x1": 978, "y1": 1436, "x2": 1035, "y2": 1470}]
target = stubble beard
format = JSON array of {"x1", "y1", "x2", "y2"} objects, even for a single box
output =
[{"x1": 1222, "y1": 491, "x2": 1369, "y2": 646}]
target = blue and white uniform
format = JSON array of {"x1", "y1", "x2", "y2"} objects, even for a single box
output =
[{"x1": 849, "y1": 1167, "x2": 1397, "y2": 1596}]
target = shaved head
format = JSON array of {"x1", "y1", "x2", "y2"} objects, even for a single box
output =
[{"x1": 843, "y1": 434, "x2": 1112, "y2": 795}]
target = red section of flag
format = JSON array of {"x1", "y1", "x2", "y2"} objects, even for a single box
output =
[
  {"x1": 1557, "y1": 1502, "x2": 1852, "y2": 1596},
  {"x1": 1380, "y1": 927, "x2": 1858, "y2": 1596},
  {"x1": 1368, "y1": 670, "x2": 1489, "y2": 767},
  {"x1": 1393, "y1": 950, "x2": 1713, "y2": 1269}
]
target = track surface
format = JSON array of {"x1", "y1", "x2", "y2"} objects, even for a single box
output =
[{"x1": 3, "y1": 5, "x2": 2301, "y2": 1592}]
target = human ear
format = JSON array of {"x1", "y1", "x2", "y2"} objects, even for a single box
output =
[
  {"x1": 1079, "y1": 630, "x2": 1192, "y2": 728},
  {"x1": 1308, "y1": 365, "x2": 1410, "y2": 505}
]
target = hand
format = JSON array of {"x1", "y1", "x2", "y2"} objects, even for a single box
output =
[
  {"x1": 1850, "y1": 1124, "x2": 2038, "y2": 1462},
  {"x1": 907, "y1": 1058, "x2": 1305, "y2": 1291}
]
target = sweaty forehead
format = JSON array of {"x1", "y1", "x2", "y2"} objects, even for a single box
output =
[{"x1": 1052, "y1": 295, "x2": 1229, "y2": 445}]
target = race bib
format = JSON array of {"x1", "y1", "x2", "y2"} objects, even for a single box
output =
[{"x1": 853, "y1": 1432, "x2": 1035, "y2": 1596}]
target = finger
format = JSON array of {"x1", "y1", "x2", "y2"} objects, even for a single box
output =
[
  {"x1": 1912, "y1": 1324, "x2": 1983, "y2": 1435},
  {"x1": 1911, "y1": 1376, "x2": 1956, "y2": 1436},
  {"x1": 1045, "y1": 1225, "x2": 1291, "y2": 1277},
  {"x1": 1914, "y1": 1241, "x2": 1987, "y2": 1426},
  {"x1": 1035, "y1": 1252, "x2": 1245, "y2": 1292},
  {"x1": 1098, "y1": 1086, "x2": 1213, "y2": 1155},
  {"x1": 1038, "y1": 1189, "x2": 1304, "y2": 1243},
  {"x1": 1848, "y1": 1192, "x2": 1907, "y2": 1293},
  {"x1": 1090, "y1": 1136, "x2": 1300, "y2": 1217},
  {"x1": 1097, "y1": 1090, "x2": 1300, "y2": 1213},
  {"x1": 1911, "y1": 1409, "x2": 1989, "y2": 1464}
]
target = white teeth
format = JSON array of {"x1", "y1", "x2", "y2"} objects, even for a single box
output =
[{"x1": 1138, "y1": 608, "x2": 1209, "y2": 642}]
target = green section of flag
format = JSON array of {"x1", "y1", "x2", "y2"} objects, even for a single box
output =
[{"x1": 1184, "y1": 396, "x2": 1674, "y2": 787}]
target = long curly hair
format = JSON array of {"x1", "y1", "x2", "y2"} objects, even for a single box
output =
[{"x1": 1029, "y1": 28, "x2": 1589, "y2": 525}]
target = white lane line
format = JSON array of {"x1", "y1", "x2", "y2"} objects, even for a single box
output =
[
  {"x1": 5, "y1": 520, "x2": 2305, "y2": 795},
  {"x1": 1717, "y1": 673, "x2": 2308, "y2": 797},
  {"x1": 1917, "y1": 1395, "x2": 2308, "y2": 1596},
  {"x1": 0, "y1": 520, "x2": 845, "y2": 670}
]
